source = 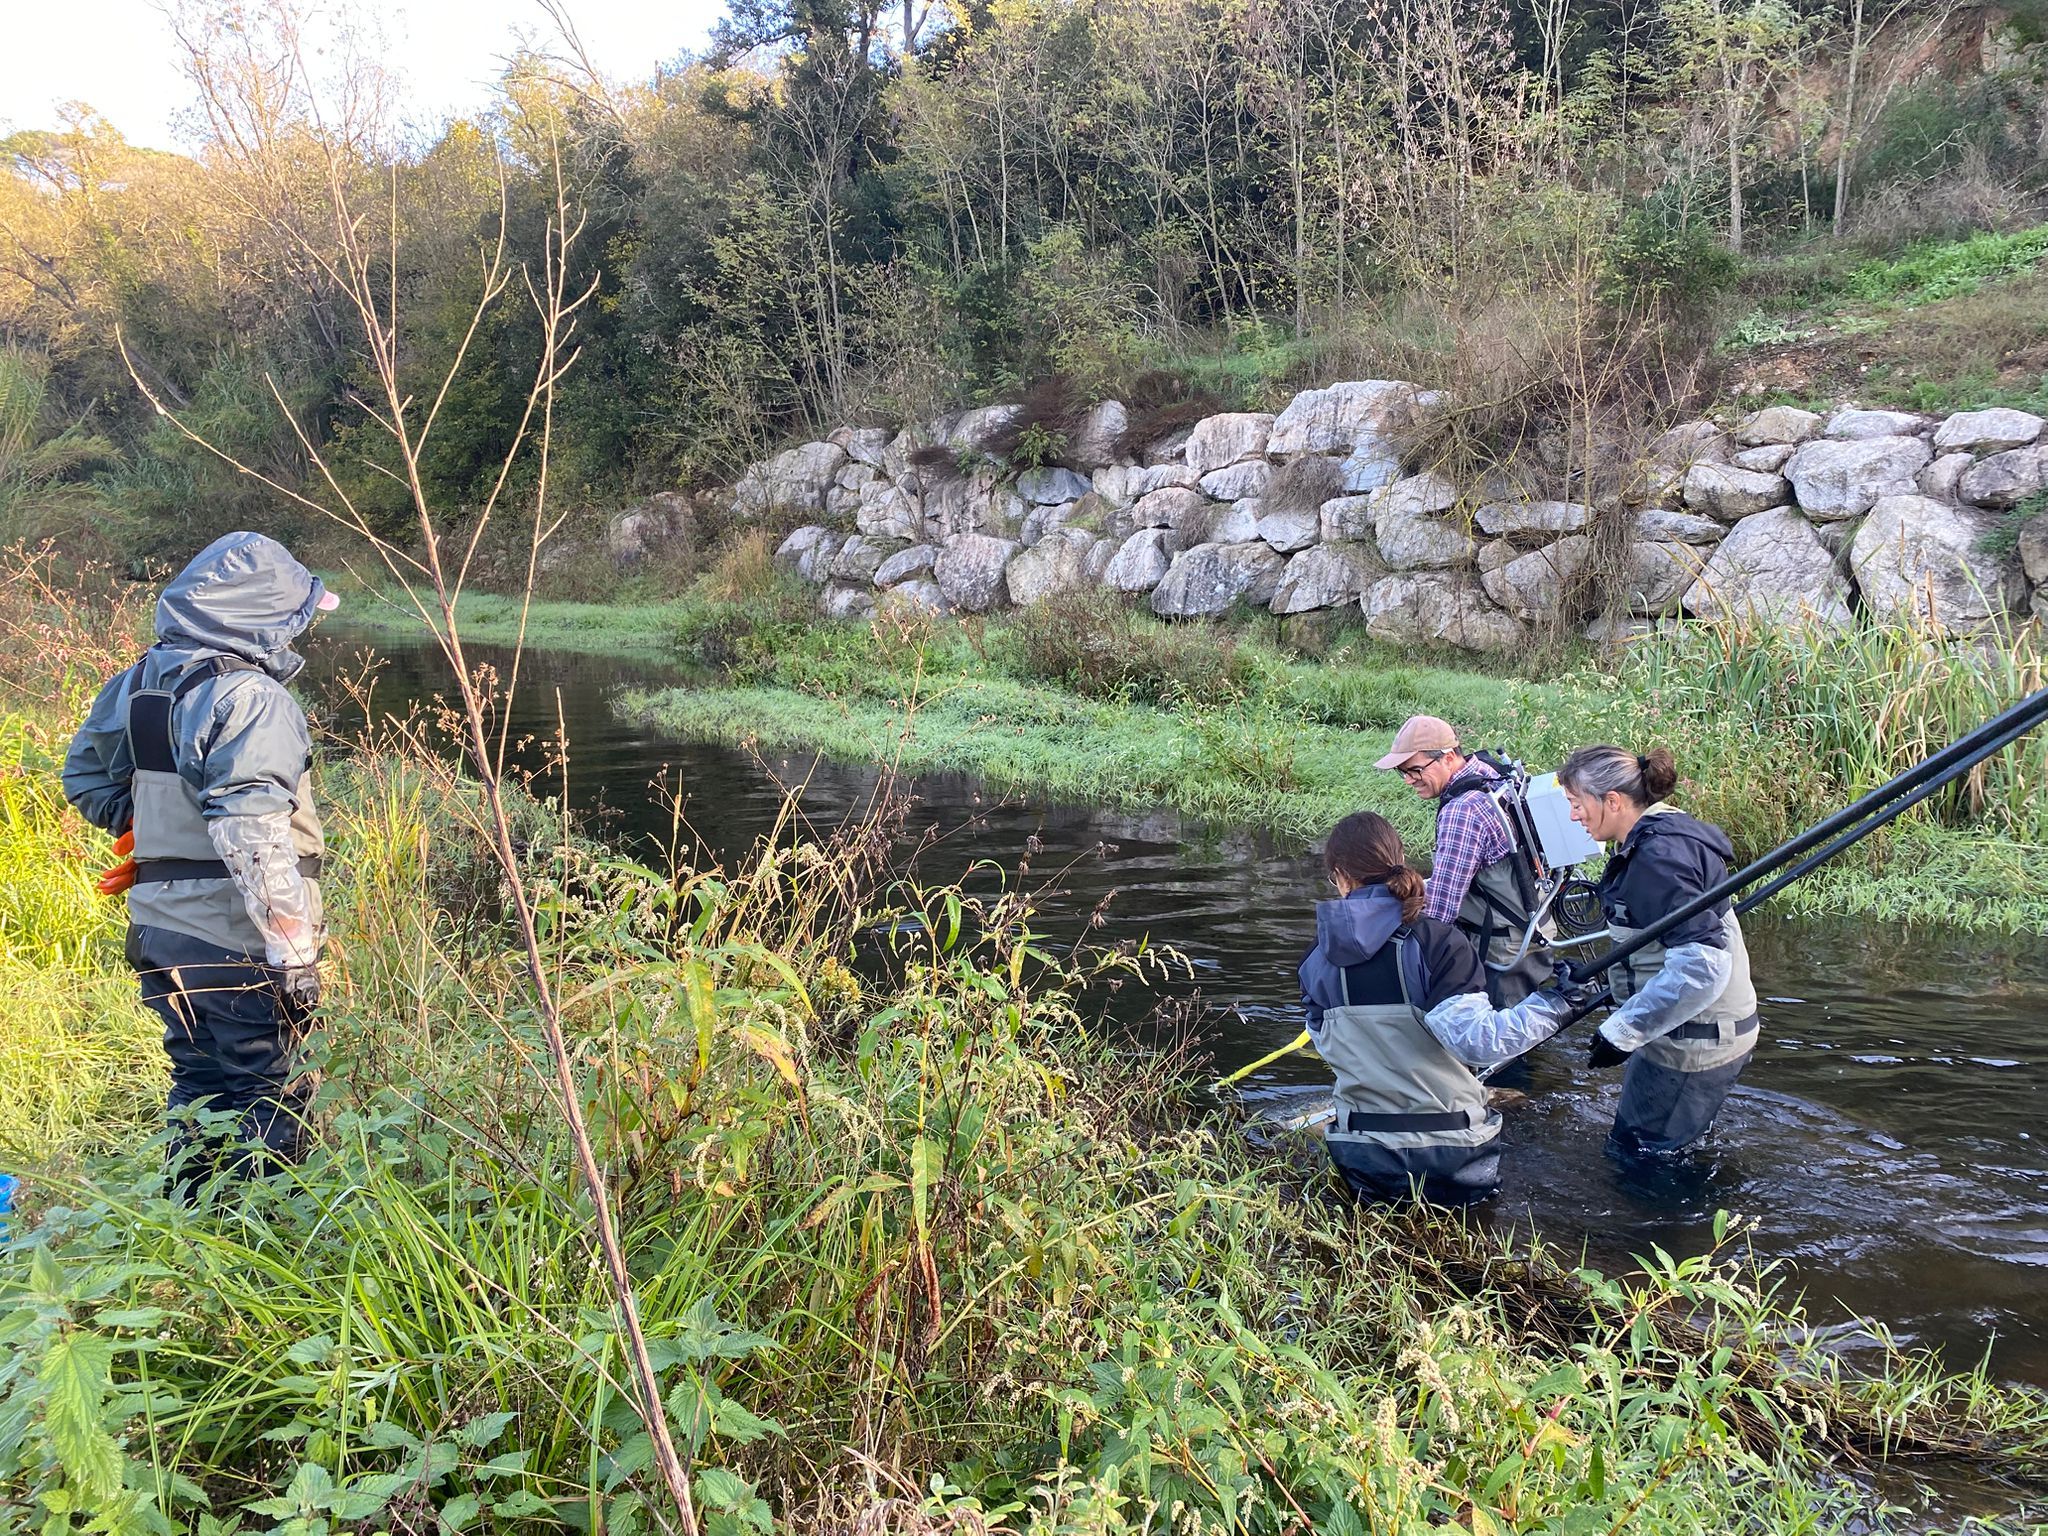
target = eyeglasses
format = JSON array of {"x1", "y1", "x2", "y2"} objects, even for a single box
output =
[{"x1": 1397, "y1": 752, "x2": 1446, "y2": 781}]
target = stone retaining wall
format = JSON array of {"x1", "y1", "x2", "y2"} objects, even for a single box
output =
[{"x1": 615, "y1": 385, "x2": 2048, "y2": 649}]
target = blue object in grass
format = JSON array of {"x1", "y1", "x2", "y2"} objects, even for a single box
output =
[{"x1": 0, "y1": 1173, "x2": 14, "y2": 1238}]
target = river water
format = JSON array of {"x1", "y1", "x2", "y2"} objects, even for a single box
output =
[{"x1": 307, "y1": 633, "x2": 2048, "y2": 1393}]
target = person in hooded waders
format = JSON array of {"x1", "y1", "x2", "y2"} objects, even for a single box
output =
[
  {"x1": 63, "y1": 532, "x2": 335, "y2": 1198},
  {"x1": 1559, "y1": 745, "x2": 1760, "y2": 1157},
  {"x1": 1378, "y1": 715, "x2": 1552, "y2": 1009},
  {"x1": 1299, "y1": 812, "x2": 1586, "y2": 1206}
]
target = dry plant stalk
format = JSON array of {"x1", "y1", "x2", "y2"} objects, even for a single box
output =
[{"x1": 115, "y1": 59, "x2": 701, "y2": 1536}]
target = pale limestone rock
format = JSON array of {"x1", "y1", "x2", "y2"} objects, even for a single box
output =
[
  {"x1": 1256, "y1": 506, "x2": 1321, "y2": 553},
  {"x1": 1199, "y1": 459, "x2": 1272, "y2": 502},
  {"x1": 875, "y1": 578, "x2": 946, "y2": 617},
  {"x1": 1270, "y1": 542, "x2": 1385, "y2": 614},
  {"x1": 1682, "y1": 507, "x2": 1851, "y2": 627},
  {"x1": 1933, "y1": 407, "x2": 2044, "y2": 457},
  {"x1": 734, "y1": 441, "x2": 849, "y2": 516},
  {"x1": 1133, "y1": 485, "x2": 1205, "y2": 530},
  {"x1": 1684, "y1": 460, "x2": 1789, "y2": 520},
  {"x1": 1849, "y1": 494, "x2": 2022, "y2": 633},
  {"x1": 1918, "y1": 453, "x2": 1973, "y2": 502},
  {"x1": 1004, "y1": 527, "x2": 1099, "y2": 606},
  {"x1": 1104, "y1": 529, "x2": 1175, "y2": 592},
  {"x1": 856, "y1": 479, "x2": 923, "y2": 542},
  {"x1": 934, "y1": 534, "x2": 1022, "y2": 612},
  {"x1": 1785, "y1": 435, "x2": 1932, "y2": 520},
  {"x1": 1183, "y1": 412, "x2": 1275, "y2": 473},
  {"x1": 1070, "y1": 401, "x2": 1130, "y2": 470},
  {"x1": 821, "y1": 582, "x2": 876, "y2": 619},
  {"x1": 873, "y1": 543, "x2": 937, "y2": 587},
  {"x1": 1150, "y1": 541, "x2": 1287, "y2": 617},
  {"x1": 1475, "y1": 499, "x2": 1589, "y2": 536},
  {"x1": 1361, "y1": 572, "x2": 1525, "y2": 653},
  {"x1": 1732, "y1": 443, "x2": 1796, "y2": 474},
  {"x1": 1634, "y1": 508, "x2": 1725, "y2": 543},
  {"x1": 1017, "y1": 466, "x2": 1092, "y2": 505},
  {"x1": 1826, "y1": 407, "x2": 1929, "y2": 440},
  {"x1": 1959, "y1": 446, "x2": 2048, "y2": 508},
  {"x1": 1734, "y1": 406, "x2": 1824, "y2": 447},
  {"x1": 1269, "y1": 380, "x2": 1424, "y2": 456}
]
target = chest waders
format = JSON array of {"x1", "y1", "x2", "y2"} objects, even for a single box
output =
[
  {"x1": 124, "y1": 656, "x2": 326, "y2": 957},
  {"x1": 1440, "y1": 780, "x2": 1551, "y2": 1009},
  {"x1": 1603, "y1": 816, "x2": 1760, "y2": 1153},
  {"x1": 1317, "y1": 931, "x2": 1502, "y2": 1204}
]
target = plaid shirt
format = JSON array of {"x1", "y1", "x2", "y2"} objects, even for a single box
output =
[{"x1": 1424, "y1": 761, "x2": 1516, "y2": 926}]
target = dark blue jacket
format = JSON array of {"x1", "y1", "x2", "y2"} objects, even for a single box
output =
[
  {"x1": 1594, "y1": 809, "x2": 1734, "y2": 949},
  {"x1": 1298, "y1": 885, "x2": 1486, "y2": 1029}
]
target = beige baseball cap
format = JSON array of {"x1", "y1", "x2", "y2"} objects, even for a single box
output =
[{"x1": 1374, "y1": 714, "x2": 1458, "y2": 770}]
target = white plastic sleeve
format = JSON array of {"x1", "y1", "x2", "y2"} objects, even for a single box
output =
[
  {"x1": 207, "y1": 811, "x2": 323, "y2": 967},
  {"x1": 1421, "y1": 988, "x2": 1575, "y2": 1073},
  {"x1": 1599, "y1": 942, "x2": 1733, "y2": 1052}
]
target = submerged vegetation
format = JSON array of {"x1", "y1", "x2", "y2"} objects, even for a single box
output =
[{"x1": 5, "y1": 564, "x2": 2048, "y2": 1533}]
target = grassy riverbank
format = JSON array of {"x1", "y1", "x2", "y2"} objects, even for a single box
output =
[
  {"x1": 588, "y1": 578, "x2": 2048, "y2": 934},
  {"x1": 8, "y1": 570, "x2": 2048, "y2": 1532}
]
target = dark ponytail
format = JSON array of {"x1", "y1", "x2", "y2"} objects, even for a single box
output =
[
  {"x1": 1559, "y1": 744, "x2": 1680, "y2": 807},
  {"x1": 1324, "y1": 811, "x2": 1427, "y2": 923}
]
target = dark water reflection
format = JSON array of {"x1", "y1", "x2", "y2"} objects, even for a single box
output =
[{"x1": 306, "y1": 634, "x2": 2048, "y2": 1391}]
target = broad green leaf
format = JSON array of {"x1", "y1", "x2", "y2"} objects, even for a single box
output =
[
  {"x1": 37, "y1": 1332, "x2": 122, "y2": 1503},
  {"x1": 438, "y1": 1491, "x2": 482, "y2": 1532},
  {"x1": 457, "y1": 1410, "x2": 515, "y2": 1448}
]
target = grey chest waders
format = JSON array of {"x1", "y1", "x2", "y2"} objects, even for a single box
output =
[
  {"x1": 124, "y1": 657, "x2": 326, "y2": 956},
  {"x1": 1318, "y1": 932, "x2": 1500, "y2": 1201},
  {"x1": 1605, "y1": 910, "x2": 1760, "y2": 1072}
]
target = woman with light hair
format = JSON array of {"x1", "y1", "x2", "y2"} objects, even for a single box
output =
[{"x1": 1559, "y1": 746, "x2": 1759, "y2": 1156}]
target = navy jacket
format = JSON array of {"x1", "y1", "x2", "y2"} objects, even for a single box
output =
[
  {"x1": 1298, "y1": 885, "x2": 1487, "y2": 1029},
  {"x1": 1594, "y1": 808, "x2": 1734, "y2": 949}
]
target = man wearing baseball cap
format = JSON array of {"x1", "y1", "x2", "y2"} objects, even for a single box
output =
[
  {"x1": 1377, "y1": 715, "x2": 1549, "y2": 1007},
  {"x1": 63, "y1": 532, "x2": 337, "y2": 1197}
]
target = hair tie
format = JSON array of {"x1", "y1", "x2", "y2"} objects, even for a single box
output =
[{"x1": 1637, "y1": 754, "x2": 1649, "y2": 774}]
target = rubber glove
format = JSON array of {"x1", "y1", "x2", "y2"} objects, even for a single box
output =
[
  {"x1": 95, "y1": 829, "x2": 137, "y2": 897},
  {"x1": 1587, "y1": 1029, "x2": 1632, "y2": 1070}
]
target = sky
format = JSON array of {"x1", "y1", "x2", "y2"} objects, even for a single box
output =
[{"x1": 1, "y1": 0, "x2": 727, "y2": 151}]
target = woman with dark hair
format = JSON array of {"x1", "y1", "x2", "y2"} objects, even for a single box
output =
[
  {"x1": 1300, "y1": 811, "x2": 1576, "y2": 1205},
  {"x1": 1558, "y1": 745, "x2": 1759, "y2": 1156}
]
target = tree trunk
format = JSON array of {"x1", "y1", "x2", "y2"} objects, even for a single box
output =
[{"x1": 1834, "y1": 0, "x2": 1864, "y2": 226}]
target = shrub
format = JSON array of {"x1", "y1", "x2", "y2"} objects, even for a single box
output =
[{"x1": 1003, "y1": 588, "x2": 1256, "y2": 705}]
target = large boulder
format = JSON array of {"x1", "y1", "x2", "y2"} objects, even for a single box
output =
[
  {"x1": 1732, "y1": 443, "x2": 1796, "y2": 475},
  {"x1": 1269, "y1": 380, "x2": 1424, "y2": 456},
  {"x1": 1173, "y1": 498, "x2": 1260, "y2": 547},
  {"x1": 829, "y1": 534, "x2": 905, "y2": 585},
  {"x1": 1369, "y1": 468, "x2": 1460, "y2": 520},
  {"x1": 1629, "y1": 541, "x2": 1702, "y2": 615},
  {"x1": 945, "y1": 404, "x2": 1020, "y2": 449},
  {"x1": 735, "y1": 441, "x2": 849, "y2": 517},
  {"x1": 1933, "y1": 408, "x2": 2044, "y2": 457},
  {"x1": 1475, "y1": 499, "x2": 1589, "y2": 536},
  {"x1": 1320, "y1": 493, "x2": 1377, "y2": 542},
  {"x1": 832, "y1": 425, "x2": 893, "y2": 469},
  {"x1": 1375, "y1": 510, "x2": 1477, "y2": 570},
  {"x1": 1004, "y1": 527, "x2": 1099, "y2": 606},
  {"x1": 1849, "y1": 495, "x2": 2022, "y2": 632},
  {"x1": 1918, "y1": 452, "x2": 1973, "y2": 502},
  {"x1": 1256, "y1": 505, "x2": 1321, "y2": 553},
  {"x1": 1069, "y1": 401, "x2": 1129, "y2": 470},
  {"x1": 1151, "y1": 541, "x2": 1287, "y2": 617},
  {"x1": 1017, "y1": 465, "x2": 1092, "y2": 505},
  {"x1": 1103, "y1": 528, "x2": 1176, "y2": 592},
  {"x1": 1735, "y1": 406, "x2": 1824, "y2": 447},
  {"x1": 1826, "y1": 408, "x2": 1928, "y2": 440},
  {"x1": 1682, "y1": 507, "x2": 1851, "y2": 628},
  {"x1": 1784, "y1": 435, "x2": 1932, "y2": 520},
  {"x1": 1094, "y1": 462, "x2": 1200, "y2": 508},
  {"x1": 1649, "y1": 420, "x2": 1731, "y2": 467},
  {"x1": 873, "y1": 543, "x2": 938, "y2": 587},
  {"x1": 604, "y1": 493, "x2": 688, "y2": 567},
  {"x1": 1481, "y1": 536, "x2": 1595, "y2": 623},
  {"x1": 1361, "y1": 572, "x2": 1525, "y2": 653},
  {"x1": 1183, "y1": 412, "x2": 1275, "y2": 473},
  {"x1": 774, "y1": 525, "x2": 844, "y2": 584},
  {"x1": 1683, "y1": 460, "x2": 1789, "y2": 520},
  {"x1": 1199, "y1": 460, "x2": 1272, "y2": 502},
  {"x1": 921, "y1": 468, "x2": 1026, "y2": 541},
  {"x1": 1958, "y1": 445, "x2": 2048, "y2": 508},
  {"x1": 1133, "y1": 485, "x2": 1206, "y2": 530},
  {"x1": 2022, "y1": 521, "x2": 2048, "y2": 623},
  {"x1": 875, "y1": 578, "x2": 946, "y2": 617},
  {"x1": 1634, "y1": 508, "x2": 1725, "y2": 544},
  {"x1": 1338, "y1": 439, "x2": 1405, "y2": 492},
  {"x1": 820, "y1": 582, "x2": 876, "y2": 620},
  {"x1": 856, "y1": 479, "x2": 923, "y2": 542},
  {"x1": 934, "y1": 534, "x2": 1022, "y2": 612},
  {"x1": 1270, "y1": 541, "x2": 1384, "y2": 614}
]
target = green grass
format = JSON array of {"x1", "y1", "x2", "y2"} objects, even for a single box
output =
[{"x1": 323, "y1": 579, "x2": 693, "y2": 660}]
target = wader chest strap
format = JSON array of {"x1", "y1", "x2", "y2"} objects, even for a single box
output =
[
  {"x1": 1346, "y1": 1107, "x2": 1485, "y2": 1133},
  {"x1": 1672, "y1": 1012, "x2": 1759, "y2": 1042},
  {"x1": 131, "y1": 854, "x2": 323, "y2": 886}
]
